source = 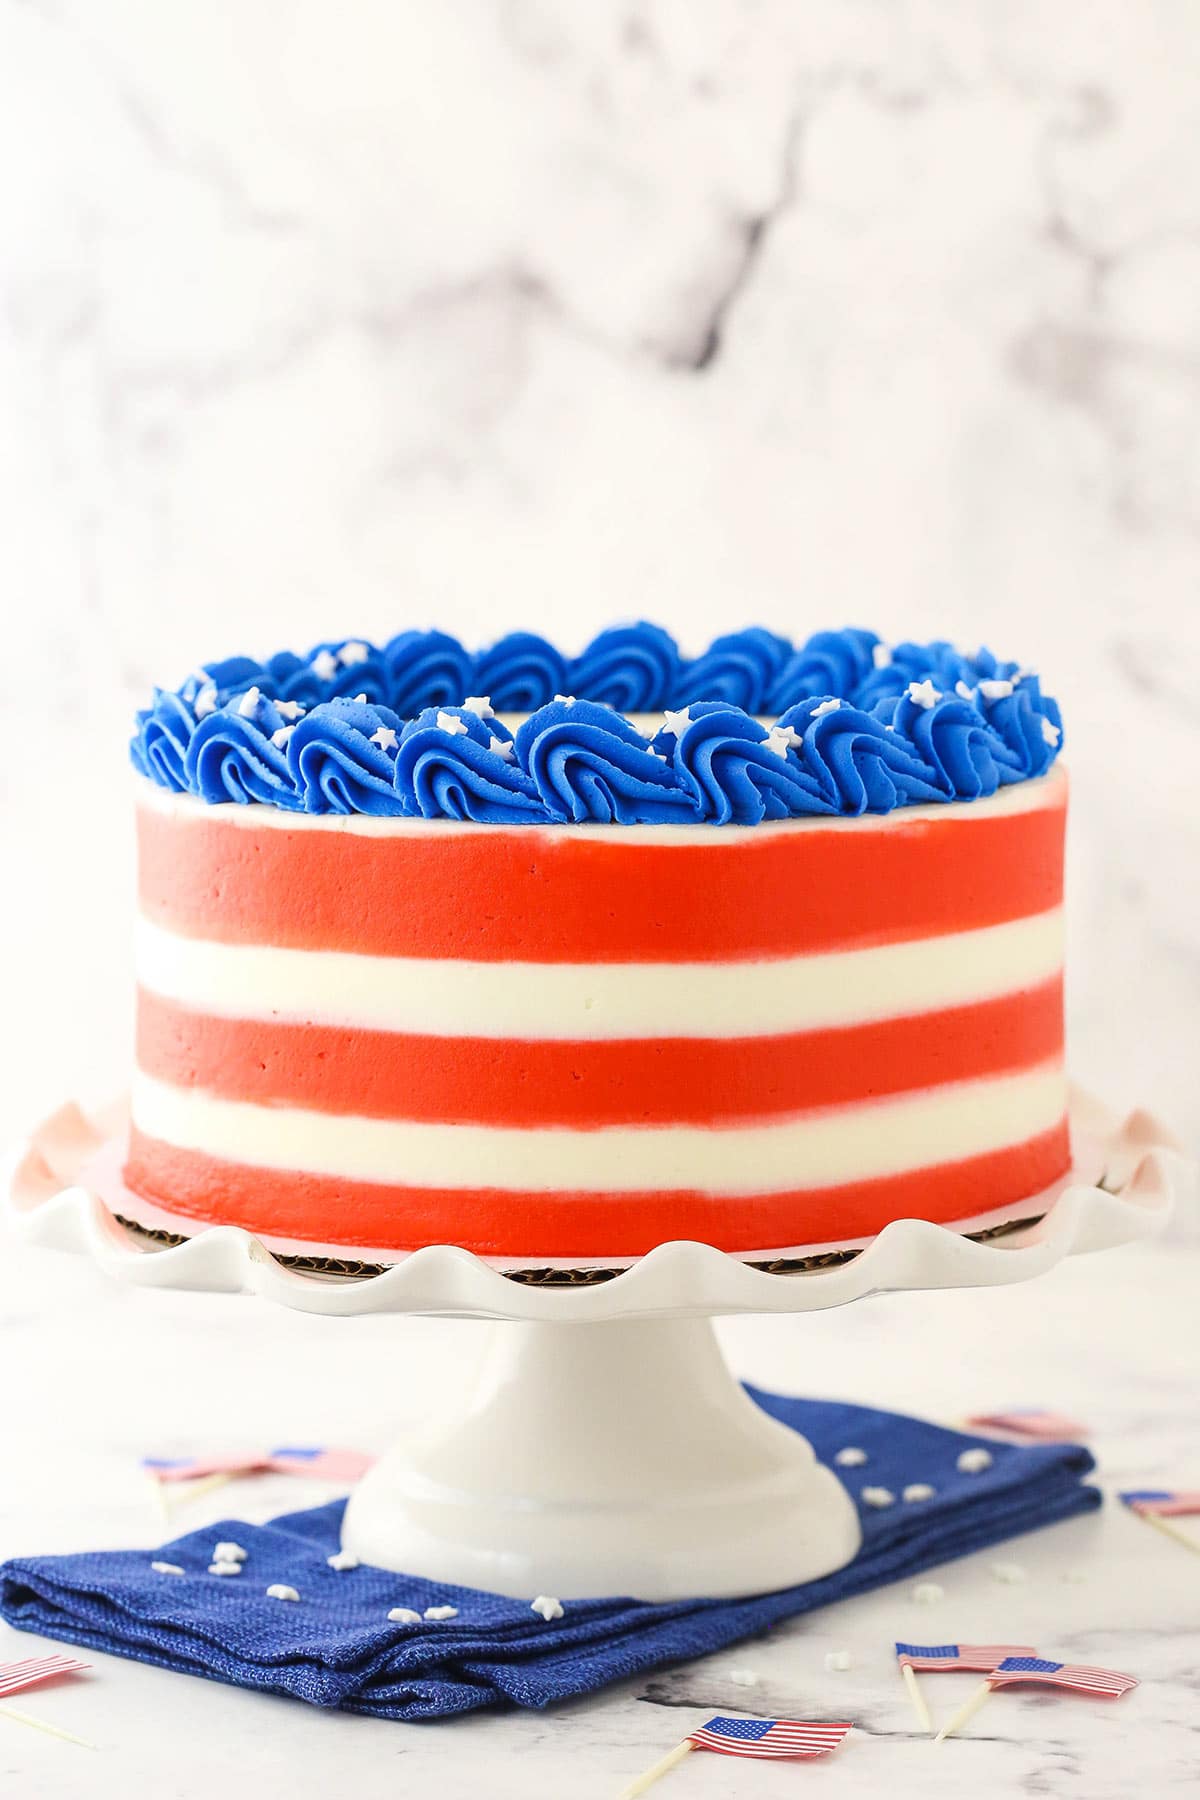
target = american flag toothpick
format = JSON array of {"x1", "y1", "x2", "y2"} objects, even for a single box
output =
[
  {"x1": 619, "y1": 1717, "x2": 851, "y2": 1797},
  {"x1": 894, "y1": 1643, "x2": 1037, "y2": 1735},
  {"x1": 0, "y1": 1656, "x2": 95, "y2": 1750},
  {"x1": 1120, "y1": 1489, "x2": 1200, "y2": 1555},
  {"x1": 143, "y1": 1445, "x2": 373, "y2": 1508},
  {"x1": 935, "y1": 1657, "x2": 1138, "y2": 1742},
  {"x1": 965, "y1": 1408, "x2": 1088, "y2": 1442}
]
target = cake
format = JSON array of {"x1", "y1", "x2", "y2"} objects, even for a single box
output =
[{"x1": 126, "y1": 624, "x2": 1068, "y2": 1261}]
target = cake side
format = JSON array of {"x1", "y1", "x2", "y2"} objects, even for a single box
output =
[{"x1": 125, "y1": 768, "x2": 1069, "y2": 1257}]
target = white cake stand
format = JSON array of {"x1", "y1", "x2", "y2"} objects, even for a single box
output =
[{"x1": 6, "y1": 1089, "x2": 1183, "y2": 1603}]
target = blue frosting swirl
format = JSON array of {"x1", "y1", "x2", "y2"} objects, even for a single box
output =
[
  {"x1": 132, "y1": 624, "x2": 1064, "y2": 824},
  {"x1": 395, "y1": 707, "x2": 545, "y2": 824},
  {"x1": 516, "y1": 700, "x2": 699, "y2": 824},
  {"x1": 473, "y1": 632, "x2": 568, "y2": 711},
  {"x1": 568, "y1": 623, "x2": 681, "y2": 711},
  {"x1": 673, "y1": 628, "x2": 793, "y2": 711}
]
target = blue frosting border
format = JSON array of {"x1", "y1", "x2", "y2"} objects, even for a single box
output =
[{"x1": 131, "y1": 624, "x2": 1063, "y2": 825}]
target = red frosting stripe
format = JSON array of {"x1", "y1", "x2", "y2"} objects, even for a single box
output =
[
  {"x1": 136, "y1": 979, "x2": 1064, "y2": 1128},
  {"x1": 136, "y1": 786, "x2": 1066, "y2": 963},
  {"x1": 124, "y1": 1121, "x2": 1072, "y2": 1256}
]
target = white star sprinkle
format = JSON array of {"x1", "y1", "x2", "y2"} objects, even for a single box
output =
[
  {"x1": 310, "y1": 649, "x2": 339, "y2": 682},
  {"x1": 906, "y1": 679, "x2": 941, "y2": 710},
  {"x1": 271, "y1": 725, "x2": 295, "y2": 748},
  {"x1": 903, "y1": 1483, "x2": 936, "y2": 1503},
  {"x1": 488, "y1": 734, "x2": 515, "y2": 761},
  {"x1": 352, "y1": 692, "x2": 369, "y2": 704},
  {"x1": 1041, "y1": 717, "x2": 1061, "y2": 747},
  {"x1": 152, "y1": 1561, "x2": 185, "y2": 1575},
  {"x1": 436, "y1": 710, "x2": 468, "y2": 736},
  {"x1": 370, "y1": 726, "x2": 398, "y2": 752},
  {"x1": 912, "y1": 1582, "x2": 944, "y2": 1604},
  {"x1": 424, "y1": 1605, "x2": 458, "y2": 1621},
  {"x1": 339, "y1": 641, "x2": 370, "y2": 665},
  {"x1": 661, "y1": 707, "x2": 692, "y2": 738},
  {"x1": 327, "y1": 1550, "x2": 360, "y2": 1571},
  {"x1": 194, "y1": 682, "x2": 217, "y2": 718},
  {"x1": 388, "y1": 1607, "x2": 422, "y2": 1624},
  {"x1": 762, "y1": 724, "x2": 803, "y2": 758},
  {"x1": 463, "y1": 695, "x2": 496, "y2": 720},
  {"x1": 955, "y1": 680, "x2": 977, "y2": 702},
  {"x1": 553, "y1": 694, "x2": 577, "y2": 706},
  {"x1": 266, "y1": 1584, "x2": 301, "y2": 1602},
  {"x1": 872, "y1": 643, "x2": 893, "y2": 669},
  {"x1": 861, "y1": 1486, "x2": 895, "y2": 1509},
  {"x1": 530, "y1": 1595, "x2": 564, "y2": 1622},
  {"x1": 236, "y1": 686, "x2": 262, "y2": 718},
  {"x1": 208, "y1": 1560, "x2": 243, "y2": 1577},
  {"x1": 957, "y1": 1447, "x2": 993, "y2": 1474},
  {"x1": 276, "y1": 699, "x2": 305, "y2": 720},
  {"x1": 729, "y1": 1668, "x2": 759, "y2": 1687},
  {"x1": 835, "y1": 1447, "x2": 867, "y2": 1467},
  {"x1": 825, "y1": 1650, "x2": 852, "y2": 1672},
  {"x1": 812, "y1": 697, "x2": 842, "y2": 717},
  {"x1": 213, "y1": 1541, "x2": 248, "y2": 1563},
  {"x1": 978, "y1": 677, "x2": 1014, "y2": 700}
]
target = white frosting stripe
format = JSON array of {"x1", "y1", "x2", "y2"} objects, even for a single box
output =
[
  {"x1": 131, "y1": 1063, "x2": 1068, "y2": 1196},
  {"x1": 134, "y1": 909, "x2": 1064, "y2": 1042}
]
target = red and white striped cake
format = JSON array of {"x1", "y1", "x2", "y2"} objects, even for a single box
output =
[{"x1": 127, "y1": 766, "x2": 1069, "y2": 1259}]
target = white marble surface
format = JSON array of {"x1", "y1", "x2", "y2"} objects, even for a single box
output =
[
  {"x1": 0, "y1": 1224, "x2": 1197, "y2": 1796},
  {"x1": 1, "y1": 0, "x2": 1199, "y2": 1154}
]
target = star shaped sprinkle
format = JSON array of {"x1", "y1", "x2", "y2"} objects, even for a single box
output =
[
  {"x1": 906, "y1": 679, "x2": 941, "y2": 710},
  {"x1": 370, "y1": 726, "x2": 398, "y2": 752},
  {"x1": 213, "y1": 1541, "x2": 247, "y2": 1563},
  {"x1": 327, "y1": 1550, "x2": 359, "y2": 1571},
  {"x1": 861, "y1": 1486, "x2": 895, "y2": 1508},
  {"x1": 424, "y1": 1605, "x2": 458, "y2": 1620},
  {"x1": 530, "y1": 1595, "x2": 564, "y2": 1621},
  {"x1": 463, "y1": 695, "x2": 496, "y2": 720},
  {"x1": 266, "y1": 1584, "x2": 300, "y2": 1601},
  {"x1": 194, "y1": 682, "x2": 218, "y2": 718},
  {"x1": 762, "y1": 724, "x2": 804, "y2": 758},
  {"x1": 276, "y1": 699, "x2": 305, "y2": 719},
  {"x1": 835, "y1": 1447, "x2": 867, "y2": 1467},
  {"x1": 661, "y1": 707, "x2": 692, "y2": 738},
  {"x1": 957, "y1": 1447, "x2": 993, "y2": 1474},
  {"x1": 1041, "y1": 717, "x2": 1061, "y2": 747},
  {"x1": 436, "y1": 710, "x2": 468, "y2": 736},
  {"x1": 388, "y1": 1607, "x2": 422, "y2": 1624},
  {"x1": 310, "y1": 649, "x2": 339, "y2": 682},
  {"x1": 553, "y1": 693, "x2": 577, "y2": 706},
  {"x1": 339, "y1": 641, "x2": 370, "y2": 665},
  {"x1": 978, "y1": 677, "x2": 1014, "y2": 700},
  {"x1": 872, "y1": 643, "x2": 893, "y2": 669},
  {"x1": 955, "y1": 680, "x2": 977, "y2": 701},
  {"x1": 236, "y1": 685, "x2": 262, "y2": 718},
  {"x1": 488, "y1": 734, "x2": 514, "y2": 761},
  {"x1": 152, "y1": 1561, "x2": 185, "y2": 1575},
  {"x1": 812, "y1": 697, "x2": 841, "y2": 717},
  {"x1": 271, "y1": 725, "x2": 295, "y2": 748},
  {"x1": 208, "y1": 1560, "x2": 242, "y2": 1576},
  {"x1": 903, "y1": 1483, "x2": 936, "y2": 1503}
]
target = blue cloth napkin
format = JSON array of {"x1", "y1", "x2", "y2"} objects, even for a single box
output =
[{"x1": 0, "y1": 1393, "x2": 1098, "y2": 1721}]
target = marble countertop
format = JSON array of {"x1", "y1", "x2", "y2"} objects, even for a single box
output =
[{"x1": 1, "y1": 1214, "x2": 1196, "y2": 1798}]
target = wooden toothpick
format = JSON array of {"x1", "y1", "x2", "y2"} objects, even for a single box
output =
[
  {"x1": 934, "y1": 1679, "x2": 993, "y2": 1743},
  {"x1": 0, "y1": 1704, "x2": 98, "y2": 1750},
  {"x1": 901, "y1": 1661, "x2": 933, "y2": 1734},
  {"x1": 1134, "y1": 1510, "x2": 1200, "y2": 1556},
  {"x1": 618, "y1": 1738, "x2": 693, "y2": 1799},
  {"x1": 163, "y1": 1470, "x2": 235, "y2": 1513}
]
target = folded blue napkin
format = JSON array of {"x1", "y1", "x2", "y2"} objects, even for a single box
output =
[{"x1": 0, "y1": 1392, "x2": 1097, "y2": 1721}]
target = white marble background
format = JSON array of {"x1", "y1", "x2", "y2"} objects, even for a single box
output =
[
  {"x1": 1, "y1": 11, "x2": 1199, "y2": 1796},
  {"x1": 1, "y1": 0, "x2": 1198, "y2": 1148}
]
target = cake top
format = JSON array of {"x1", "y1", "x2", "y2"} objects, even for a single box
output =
[{"x1": 131, "y1": 623, "x2": 1063, "y2": 826}]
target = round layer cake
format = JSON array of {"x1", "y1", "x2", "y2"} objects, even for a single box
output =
[{"x1": 126, "y1": 624, "x2": 1068, "y2": 1260}]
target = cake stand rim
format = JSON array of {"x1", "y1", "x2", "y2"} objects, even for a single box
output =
[{"x1": 5, "y1": 1085, "x2": 1184, "y2": 1321}]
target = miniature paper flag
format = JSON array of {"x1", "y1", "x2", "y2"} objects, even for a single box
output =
[
  {"x1": 936, "y1": 1657, "x2": 1137, "y2": 1741},
  {"x1": 686, "y1": 1717, "x2": 851, "y2": 1758},
  {"x1": 896, "y1": 1642, "x2": 1037, "y2": 1673},
  {"x1": 1120, "y1": 1489, "x2": 1200, "y2": 1518},
  {"x1": 965, "y1": 1408, "x2": 1088, "y2": 1441},
  {"x1": 0, "y1": 1656, "x2": 90, "y2": 1700},
  {"x1": 987, "y1": 1657, "x2": 1138, "y2": 1698},
  {"x1": 143, "y1": 1447, "x2": 373, "y2": 1484}
]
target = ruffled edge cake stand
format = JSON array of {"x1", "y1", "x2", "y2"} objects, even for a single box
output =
[{"x1": 5, "y1": 1088, "x2": 1185, "y2": 1602}]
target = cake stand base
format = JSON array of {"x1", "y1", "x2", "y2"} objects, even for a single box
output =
[{"x1": 341, "y1": 1315, "x2": 861, "y2": 1600}]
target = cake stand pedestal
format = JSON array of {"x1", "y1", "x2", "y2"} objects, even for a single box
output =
[{"x1": 7, "y1": 1089, "x2": 1184, "y2": 1602}]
